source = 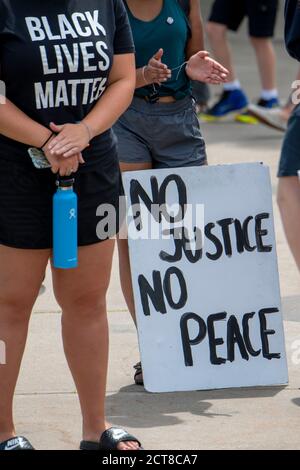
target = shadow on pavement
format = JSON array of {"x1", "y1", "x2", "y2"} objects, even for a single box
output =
[
  {"x1": 292, "y1": 398, "x2": 300, "y2": 407},
  {"x1": 106, "y1": 384, "x2": 287, "y2": 429}
]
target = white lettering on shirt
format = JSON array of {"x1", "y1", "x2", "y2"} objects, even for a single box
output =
[
  {"x1": 25, "y1": 17, "x2": 46, "y2": 41},
  {"x1": 25, "y1": 10, "x2": 111, "y2": 110},
  {"x1": 25, "y1": 10, "x2": 106, "y2": 41},
  {"x1": 34, "y1": 78, "x2": 108, "y2": 109}
]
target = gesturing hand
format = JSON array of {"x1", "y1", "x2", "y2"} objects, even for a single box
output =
[
  {"x1": 144, "y1": 48, "x2": 172, "y2": 85},
  {"x1": 186, "y1": 51, "x2": 229, "y2": 85},
  {"x1": 47, "y1": 122, "x2": 92, "y2": 158}
]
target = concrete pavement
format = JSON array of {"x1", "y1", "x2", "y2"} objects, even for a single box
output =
[{"x1": 14, "y1": 33, "x2": 300, "y2": 450}]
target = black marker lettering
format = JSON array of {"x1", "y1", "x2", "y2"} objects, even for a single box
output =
[
  {"x1": 259, "y1": 308, "x2": 281, "y2": 360},
  {"x1": 205, "y1": 223, "x2": 223, "y2": 261},
  {"x1": 163, "y1": 267, "x2": 188, "y2": 310},
  {"x1": 138, "y1": 271, "x2": 166, "y2": 316},
  {"x1": 217, "y1": 218, "x2": 234, "y2": 257},
  {"x1": 234, "y1": 217, "x2": 256, "y2": 253},
  {"x1": 255, "y1": 213, "x2": 272, "y2": 253},
  {"x1": 130, "y1": 177, "x2": 160, "y2": 230},
  {"x1": 243, "y1": 312, "x2": 261, "y2": 357},
  {"x1": 160, "y1": 228, "x2": 183, "y2": 263},
  {"x1": 207, "y1": 312, "x2": 227, "y2": 365},
  {"x1": 159, "y1": 175, "x2": 187, "y2": 224},
  {"x1": 180, "y1": 313, "x2": 207, "y2": 367},
  {"x1": 227, "y1": 315, "x2": 249, "y2": 362}
]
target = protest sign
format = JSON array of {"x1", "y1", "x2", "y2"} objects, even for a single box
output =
[{"x1": 122, "y1": 163, "x2": 288, "y2": 392}]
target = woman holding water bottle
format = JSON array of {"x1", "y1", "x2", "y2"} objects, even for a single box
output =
[{"x1": 0, "y1": 0, "x2": 143, "y2": 451}]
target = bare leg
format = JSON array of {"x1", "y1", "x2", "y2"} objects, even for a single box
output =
[
  {"x1": 250, "y1": 37, "x2": 277, "y2": 91},
  {"x1": 0, "y1": 247, "x2": 50, "y2": 443},
  {"x1": 277, "y1": 177, "x2": 300, "y2": 271},
  {"x1": 52, "y1": 240, "x2": 139, "y2": 450},
  {"x1": 118, "y1": 236, "x2": 136, "y2": 324},
  {"x1": 118, "y1": 162, "x2": 152, "y2": 325},
  {"x1": 206, "y1": 22, "x2": 237, "y2": 83}
]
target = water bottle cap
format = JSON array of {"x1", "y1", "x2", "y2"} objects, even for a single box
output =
[{"x1": 56, "y1": 177, "x2": 75, "y2": 188}]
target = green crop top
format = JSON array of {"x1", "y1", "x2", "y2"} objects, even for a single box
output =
[{"x1": 124, "y1": 0, "x2": 191, "y2": 100}]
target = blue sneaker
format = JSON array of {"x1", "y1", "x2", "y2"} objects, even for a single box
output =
[
  {"x1": 199, "y1": 89, "x2": 249, "y2": 121},
  {"x1": 236, "y1": 97, "x2": 280, "y2": 124},
  {"x1": 256, "y1": 97, "x2": 280, "y2": 109}
]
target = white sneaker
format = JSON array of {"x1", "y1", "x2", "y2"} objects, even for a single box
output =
[{"x1": 248, "y1": 104, "x2": 287, "y2": 132}]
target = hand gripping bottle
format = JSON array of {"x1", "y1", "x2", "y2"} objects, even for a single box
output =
[{"x1": 53, "y1": 177, "x2": 78, "y2": 269}]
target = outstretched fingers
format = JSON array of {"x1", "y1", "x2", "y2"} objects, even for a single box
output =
[{"x1": 212, "y1": 59, "x2": 228, "y2": 71}]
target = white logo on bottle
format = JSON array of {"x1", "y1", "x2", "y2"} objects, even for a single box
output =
[{"x1": 69, "y1": 208, "x2": 76, "y2": 219}]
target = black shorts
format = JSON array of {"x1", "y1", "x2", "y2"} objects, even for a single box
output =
[
  {"x1": 278, "y1": 106, "x2": 300, "y2": 178},
  {"x1": 208, "y1": 0, "x2": 278, "y2": 38},
  {"x1": 0, "y1": 154, "x2": 122, "y2": 250}
]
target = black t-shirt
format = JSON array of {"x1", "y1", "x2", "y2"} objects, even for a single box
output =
[{"x1": 0, "y1": 0, "x2": 134, "y2": 166}]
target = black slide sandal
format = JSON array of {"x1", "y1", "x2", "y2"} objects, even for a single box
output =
[
  {"x1": 80, "y1": 427, "x2": 144, "y2": 450},
  {"x1": 0, "y1": 436, "x2": 35, "y2": 450},
  {"x1": 134, "y1": 362, "x2": 144, "y2": 386}
]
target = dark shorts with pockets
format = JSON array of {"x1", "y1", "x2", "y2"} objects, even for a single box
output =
[
  {"x1": 0, "y1": 153, "x2": 122, "y2": 249},
  {"x1": 208, "y1": 0, "x2": 278, "y2": 38}
]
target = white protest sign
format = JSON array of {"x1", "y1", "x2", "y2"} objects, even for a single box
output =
[{"x1": 122, "y1": 163, "x2": 288, "y2": 393}]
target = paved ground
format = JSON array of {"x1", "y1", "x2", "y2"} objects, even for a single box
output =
[{"x1": 14, "y1": 21, "x2": 300, "y2": 450}]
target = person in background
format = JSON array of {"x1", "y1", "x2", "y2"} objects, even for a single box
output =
[
  {"x1": 201, "y1": 0, "x2": 279, "y2": 123},
  {"x1": 276, "y1": 0, "x2": 300, "y2": 271},
  {"x1": 114, "y1": 0, "x2": 228, "y2": 386}
]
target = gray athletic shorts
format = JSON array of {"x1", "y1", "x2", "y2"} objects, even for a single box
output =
[{"x1": 113, "y1": 96, "x2": 207, "y2": 168}]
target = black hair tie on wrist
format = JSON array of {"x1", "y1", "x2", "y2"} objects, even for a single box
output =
[{"x1": 40, "y1": 132, "x2": 55, "y2": 150}]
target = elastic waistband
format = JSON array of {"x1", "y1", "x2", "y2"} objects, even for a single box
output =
[{"x1": 130, "y1": 96, "x2": 194, "y2": 116}]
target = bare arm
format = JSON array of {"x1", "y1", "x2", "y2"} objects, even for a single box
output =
[
  {"x1": 186, "y1": 0, "x2": 205, "y2": 59},
  {"x1": 0, "y1": 98, "x2": 52, "y2": 148},
  {"x1": 136, "y1": 67, "x2": 149, "y2": 89},
  {"x1": 83, "y1": 53, "x2": 136, "y2": 138}
]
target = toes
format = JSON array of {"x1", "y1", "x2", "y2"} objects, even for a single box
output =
[
  {"x1": 118, "y1": 442, "x2": 130, "y2": 450},
  {"x1": 128, "y1": 441, "x2": 139, "y2": 450},
  {"x1": 117, "y1": 441, "x2": 140, "y2": 451}
]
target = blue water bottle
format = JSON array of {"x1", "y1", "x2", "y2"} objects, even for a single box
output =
[{"x1": 53, "y1": 177, "x2": 78, "y2": 269}]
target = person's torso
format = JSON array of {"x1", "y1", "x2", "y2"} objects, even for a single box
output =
[
  {"x1": 0, "y1": 0, "x2": 120, "y2": 164},
  {"x1": 125, "y1": 0, "x2": 191, "y2": 100}
]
